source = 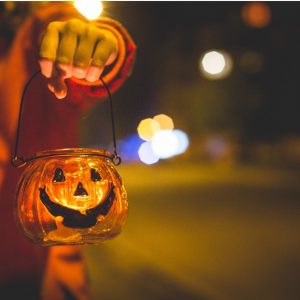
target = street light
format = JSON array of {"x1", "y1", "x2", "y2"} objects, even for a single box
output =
[{"x1": 200, "y1": 50, "x2": 233, "y2": 80}]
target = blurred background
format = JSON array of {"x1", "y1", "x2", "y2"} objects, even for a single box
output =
[{"x1": 2, "y1": 1, "x2": 300, "y2": 299}]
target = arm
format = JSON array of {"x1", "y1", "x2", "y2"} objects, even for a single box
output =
[
  {"x1": 39, "y1": 8, "x2": 136, "y2": 107},
  {"x1": 0, "y1": 3, "x2": 136, "y2": 171},
  {"x1": 0, "y1": 2, "x2": 136, "y2": 146},
  {"x1": 0, "y1": 3, "x2": 135, "y2": 299}
]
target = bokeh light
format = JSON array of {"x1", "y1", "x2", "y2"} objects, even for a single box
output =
[
  {"x1": 202, "y1": 51, "x2": 225, "y2": 74},
  {"x1": 137, "y1": 118, "x2": 160, "y2": 141},
  {"x1": 118, "y1": 134, "x2": 143, "y2": 162},
  {"x1": 242, "y1": 2, "x2": 271, "y2": 28},
  {"x1": 136, "y1": 116, "x2": 189, "y2": 162},
  {"x1": 74, "y1": 0, "x2": 103, "y2": 20},
  {"x1": 151, "y1": 130, "x2": 179, "y2": 159},
  {"x1": 153, "y1": 114, "x2": 174, "y2": 131},
  {"x1": 204, "y1": 135, "x2": 230, "y2": 161},
  {"x1": 200, "y1": 50, "x2": 233, "y2": 80},
  {"x1": 173, "y1": 129, "x2": 189, "y2": 155},
  {"x1": 138, "y1": 142, "x2": 159, "y2": 165}
]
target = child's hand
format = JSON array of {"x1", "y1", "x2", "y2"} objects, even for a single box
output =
[{"x1": 39, "y1": 19, "x2": 118, "y2": 99}]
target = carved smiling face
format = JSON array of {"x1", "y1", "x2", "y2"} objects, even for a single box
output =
[
  {"x1": 44, "y1": 159, "x2": 112, "y2": 211},
  {"x1": 16, "y1": 150, "x2": 128, "y2": 245}
]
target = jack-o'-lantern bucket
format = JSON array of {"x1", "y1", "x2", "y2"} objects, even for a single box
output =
[{"x1": 11, "y1": 72, "x2": 127, "y2": 246}]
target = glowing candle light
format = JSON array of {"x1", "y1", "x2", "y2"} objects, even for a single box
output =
[{"x1": 74, "y1": 0, "x2": 103, "y2": 20}]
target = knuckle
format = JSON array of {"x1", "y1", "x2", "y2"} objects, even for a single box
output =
[
  {"x1": 96, "y1": 29, "x2": 117, "y2": 49},
  {"x1": 46, "y1": 21, "x2": 61, "y2": 32},
  {"x1": 64, "y1": 19, "x2": 85, "y2": 34},
  {"x1": 104, "y1": 32, "x2": 118, "y2": 52},
  {"x1": 92, "y1": 55, "x2": 105, "y2": 67},
  {"x1": 85, "y1": 25, "x2": 98, "y2": 39}
]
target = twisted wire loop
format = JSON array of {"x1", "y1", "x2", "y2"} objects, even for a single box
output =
[{"x1": 11, "y1": 71, "x2": 121, "y2": 167}]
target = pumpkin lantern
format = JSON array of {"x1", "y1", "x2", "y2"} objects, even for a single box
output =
[{"x1": 12, "y1": 72, "x2": 127, "y2": 246}]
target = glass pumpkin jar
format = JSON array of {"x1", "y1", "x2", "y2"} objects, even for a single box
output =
[{"x1": 16, "y1": 148, "x2": 128, "y2": 246}]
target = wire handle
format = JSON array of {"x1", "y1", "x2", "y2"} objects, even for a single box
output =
[{"x1": 11, "y1": 71, "x2": 121, "y2": 167}]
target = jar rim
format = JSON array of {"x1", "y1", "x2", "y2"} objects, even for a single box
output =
[
  {"x1": 12, "y1": 148, "x2": 118, "y2": 168},
  {"x1": 36, "y1": 148, "x2": 112, "y2": 157}
]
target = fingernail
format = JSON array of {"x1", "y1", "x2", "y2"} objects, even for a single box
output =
[
  {"x1": 72, "y1": 67, "x2": 87, "y2": 79},
  {"x1": 56, "y1": 81, "x2": 67, "y2": 99},
  {"x1": 47, "y1": 82, "x2": 55, "y2": 93},
  {"x1": 85, "y1": 66, "x2": 103, "y2": 82},
  {"x1": 39, "y1": 59, "x2": 53, "y2": 78},
  {"x1": 48, "y1": 76, "x2": 67, "y2": 99},
  {"x1": 106, "y1": 52, "x2": 117, "y2": 66},
  {"x1": 55, "y1": 91, "x2": 67, "y2": 99}
]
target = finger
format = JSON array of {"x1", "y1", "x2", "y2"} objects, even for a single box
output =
[
  {"x1": 73, "y1": 35, "x2": 97, "y2": 68},
  {"x1": 39, "y1": 22, "x2": 61, "y2": 61},
  {"x1": 85, "y1": 66, "x2": 104, "y2": 82},
  {"x1": 39, "y1": 59, "x2": 54, "y2": 78},
  {"x1": 56, "y1": 63, "x2": 73, "y2": 78},
  {"x1": 72, "y1": 66, "x2": 88, "y2": 79},
  {"x1": 48, "y1": 79, "x2": 67, "y2": 99},
  {"x1": 91, "y1": 38, "x2": 118, "y2": 68},
  {"x1": 56, "y1": 31, "x2": 78, "y2": 65},
  {"x1": 48, "y1": 81, "x2": 67, "y2": 99},
  {"x1": 106, "y1": 51, "x2": 118, "y2": 66},
  {"x1": 48, "y1": 67, "x2": 68, "y2": 99},
  {"x1": 49, "y1": 79, "x2": 67, "y2": 99}
]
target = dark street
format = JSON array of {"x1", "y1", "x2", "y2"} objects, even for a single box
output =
[{"x1": 85, "y1": 162, "x2": 300, "y2": 300}]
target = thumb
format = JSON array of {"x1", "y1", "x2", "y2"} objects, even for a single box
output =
[{"x1": 47, "y1": 67, "x2": 68, "y2": 99}]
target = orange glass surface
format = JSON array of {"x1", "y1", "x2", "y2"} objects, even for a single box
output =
[{"x1": 16, "y1": 148, "x2": 128, "y2": 246}]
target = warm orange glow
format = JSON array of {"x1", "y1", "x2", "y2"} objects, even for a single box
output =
[
  {"x1": 0, "y1": 135, "x2": 8, "y2": 187},
  {"x1": 154, "y1": 114, "x2": 175, "y2": 131},
  {"x1": 137, "y1": 118, "x2": 160, "y2": 141},
  {"x1": 242, "y1": 2, "x2": 271, "y2": 28},
  {"x1": 16, "y1": 149, "x2": 128, "y2": 245},
  {"x1": 0, "y1": 135, "x2": 8, "y2": 163}
]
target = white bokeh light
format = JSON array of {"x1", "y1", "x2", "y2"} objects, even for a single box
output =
[
  {"x1": 202, "y1": 51, "x2": 225, "y2": 74},
  {"x1": 151, "y1": 130, "x2": 179, "y2": 159},
  {"x1": 200, "y1": 50, "x2": 233, "y2": 80},
  {"x1": 74, "y1": 0, "x2": 103, "y2": 20},
  {"x1": 138, "y1": 142, "x2": 159, "y2": 165},
  {"x1": 173, "y1": 129, "x2": 189, "y2": 155}
]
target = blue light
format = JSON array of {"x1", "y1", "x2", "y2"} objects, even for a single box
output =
[{"x1": 118, "y1": 134, "x2": 143, "y2": 162}]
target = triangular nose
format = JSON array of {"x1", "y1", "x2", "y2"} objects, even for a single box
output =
[{"x1": 74, "y1": 182, "x2": 88, "y2": 196}]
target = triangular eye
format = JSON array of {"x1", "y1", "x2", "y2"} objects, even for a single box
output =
[
  {"x1": 91, "y1": 169, "x2": 101, "y2": 182},
  {"x1": 53, "y1": 168, "x2": 65, "y2": 183}
]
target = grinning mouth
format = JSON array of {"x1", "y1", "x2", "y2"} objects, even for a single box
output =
[{"x1": 39, "y1": 183, "x2": 115, "y2": 229}]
